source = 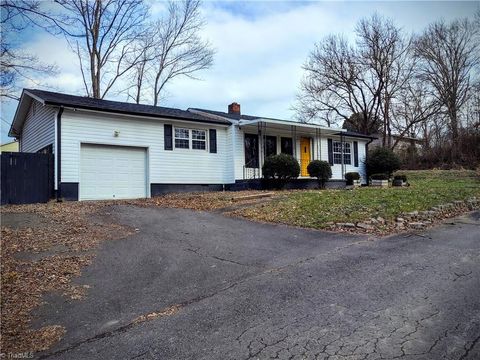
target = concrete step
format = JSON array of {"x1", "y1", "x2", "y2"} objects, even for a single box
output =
[{"x1": 231, "y1": 192, "x2": 275, "y2": 202}]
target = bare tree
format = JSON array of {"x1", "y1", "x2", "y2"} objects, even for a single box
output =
[
  {"x1": 414, "y1": 18, "x2": 480, "y2": 143},
  {"x1": 390, "y1": 80, "x2": 440, "y2": 149},
  {"x1": 128, "y1": 0, "x2": 214, "y2": 106},
  {"x1": 53, "y1": 0, "x2": 149, "y2": 99},
  {"x1": 462, "y1": 80, "x2": 480, "y2": 128},
  {"x1": 126, "y1": 29, "x2": 157, "y2": 104},
  {"x1": 296, "y1": 14, "x2": 410, "y2": 138},
  {"x1": 296, "y1": 34, "x2": 382, "y2": 133},
  {"x1": 356, "y1": 14, "x2": 413, "y2": 146},
  {"x1": 0, "y1": 48, "x2": 57, "y2": 100},
  {"x1": 0, "y1": 0, "x2": 59, "y2": 100}
]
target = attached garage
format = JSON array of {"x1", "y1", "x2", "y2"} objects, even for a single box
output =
[{"x1": 80, "y1": 144, "x2": 147, "y2": 200}]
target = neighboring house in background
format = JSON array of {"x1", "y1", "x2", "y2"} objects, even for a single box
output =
[
  {"x1": 9, "y1": 89, "x2": 374, "y2": 201},
  {"x1": 0, "y1": 140, "x2": 19, "y2": 153},
  {"x1": 370, "y1": 134, "x2": 423, "y2": 153}
]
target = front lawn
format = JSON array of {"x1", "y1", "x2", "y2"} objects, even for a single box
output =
[{"x1": 236, "y1": 170, "x2": 480, "y2": 229}]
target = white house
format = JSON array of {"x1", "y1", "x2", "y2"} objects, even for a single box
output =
[{"x1": 9, "y1": 89, "x2": 375, "y2": 201}]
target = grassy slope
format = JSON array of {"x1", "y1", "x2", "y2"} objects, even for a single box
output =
[{"x1": 239, "y1": 170, "x2": 480, "y2": 229}]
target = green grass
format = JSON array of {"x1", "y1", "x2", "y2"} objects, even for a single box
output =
[{"x1": 240, "y1": 170, "x2": 480, "y2": 229}]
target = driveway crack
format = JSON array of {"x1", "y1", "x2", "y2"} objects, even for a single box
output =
[{"x1": 184, "y1": 247, "x2": 251, "y2": 266}]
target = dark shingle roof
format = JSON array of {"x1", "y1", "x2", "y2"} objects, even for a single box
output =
[
  {"x1": 189, "y1": 108, "x2": 261, "y2": 121},
  {"x1": 339, "y1": 130, "x2": 377, "y2": 139},
  {"x1": 25, "y1": 89, "x2": 231, "y2": 125}
]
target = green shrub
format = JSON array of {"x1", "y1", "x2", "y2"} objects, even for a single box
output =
[
  {"x1": 262, "y1": 154, "x2": 300, "y2": 188},
  {"x1": 345, "y1": 172, "x2": 360, "y2": 185},
  {"x1": 307, "y1": 160, "x2": 332, "y2": 188},
  {"x1": 366, "y1": 147, "x2": 401, "y2": 177},
  {"x1": 370, "y1": 173, "x2": 389, "y2": 180},
  {"x1": 393, "y1": 174, "x2": 407, "y2": 182}
]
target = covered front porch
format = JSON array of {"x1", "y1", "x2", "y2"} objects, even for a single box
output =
[{"x1": 237, "y1": 118, "x2": 348, "y2": 180}]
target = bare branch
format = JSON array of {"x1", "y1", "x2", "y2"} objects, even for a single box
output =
[
  {"x1": 127, "y1": 0, "x2": 214, "y2": 105},
  {"x1": 52, "y1": 0, "x2": 149, "y2": 98}
]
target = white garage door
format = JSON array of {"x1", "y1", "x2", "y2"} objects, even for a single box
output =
[{"x1": 80, "y1": 144, "x2": 147, "y2": 200}]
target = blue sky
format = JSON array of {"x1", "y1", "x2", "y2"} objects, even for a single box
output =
[{"x1": 1, "y1": 1, "x2": 479, "y2": 144}]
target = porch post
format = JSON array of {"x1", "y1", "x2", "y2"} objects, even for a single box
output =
[
  {"x1": 340, "y1": 133, "x2": 344, "y2": 179},
  {"x1": 291, "y1": 125, "x2": 297, "y2": 159},
  {"x1": 318, "y1": 129, "x2": 322, "y2": 160}
]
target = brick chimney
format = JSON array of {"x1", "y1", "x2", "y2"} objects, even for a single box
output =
[{"x1": 228, "y1": 102, "x2": 241, "y2": 115}]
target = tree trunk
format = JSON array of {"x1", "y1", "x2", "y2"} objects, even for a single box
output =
[{"x1": 91, "y1": 0, "x2": 101, "y2": 99}]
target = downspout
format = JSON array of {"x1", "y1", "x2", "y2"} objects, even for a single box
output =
[
  {"x1": 292, "y1": 125, "x2": 297, "y2": 159},
  {"x1": 56, "y1": 106, "x2": 64, "y2": 202},
  {"x1": 258, "y1": 122, "x2": 262, "y2": 178}
]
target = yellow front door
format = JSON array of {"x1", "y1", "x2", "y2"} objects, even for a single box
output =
[{"x1": 300, "y1": 137, "x2": 311, "y2": 177}]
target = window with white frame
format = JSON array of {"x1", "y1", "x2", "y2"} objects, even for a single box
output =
[
  {"x1": 192, "y1": 129, "x2": 206, "y2": 150},
  {"x1": 174, "y1": 127, "x2": 207, "y2": 150},
  {"x1": 175, "y1": 128, "x2": 190, "y2": 149},
  {"x1": 333, "y1": 141, "x2": 351, "y2": 165}
]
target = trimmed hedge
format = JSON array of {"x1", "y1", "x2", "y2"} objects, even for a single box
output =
[
  {"x1": 366, "y1": 147, "x2": 401, "y2": 176},
  {"x1": 307, "y1": 160, "x2": 332, "y2": 188},
  {"x1": 262, "y1": 154, "x2": 300, "y2": 188},
  {"x1": 345, "y1": 172, "x2": 360, "y2": 185}
]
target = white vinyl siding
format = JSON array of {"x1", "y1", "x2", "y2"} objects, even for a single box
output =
[
  {"x1": 232, "y1": 126, "x2": 246, "y2": 181},
  {"x1": 20, "y1": 99, "x2": 56, "y2": 153},
  {"x1": 60, "y1": 110, "x2": 229, "y2": 186}
]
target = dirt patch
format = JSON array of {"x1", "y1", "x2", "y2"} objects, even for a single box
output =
[
  {"x1": 1, "y1": 202, "x2": 133, "y2": 355},
  {"x1": 1, "y1": 212, "x2": 50, "y2": 230}
]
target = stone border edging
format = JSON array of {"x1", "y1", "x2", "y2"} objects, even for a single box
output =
[{"x1": 331, "y1": 197, "x2": 479, "y2": 233}]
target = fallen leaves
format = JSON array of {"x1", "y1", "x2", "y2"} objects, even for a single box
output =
[
  {"x1": 133, "y1": 304, "x2": 182, "y2": 324},
  {"x1": 125, "y1": 190, "x2": 283, "y2": 211},
  {"x1": 1, "y1": 201, "x2": 133, "y2": 354}
]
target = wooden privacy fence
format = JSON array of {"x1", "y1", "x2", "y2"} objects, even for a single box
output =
[{"x1": 1, "y1": 152, "x2": 54, "y2": 205}]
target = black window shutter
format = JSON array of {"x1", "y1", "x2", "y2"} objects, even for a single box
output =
[
  {"x1": 164, "y1": 124, "x2": 173, "y2": 150},
  {"x1": 353, "y1": 141, "x2": 358, "y2": 167},
  {"x1": 327, "y1": 138, "x2": 333, "y2": 165},
  {"x1": 209, "y1": 129, "x2": 217, "y2": 153}
]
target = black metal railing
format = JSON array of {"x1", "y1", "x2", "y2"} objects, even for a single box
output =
[{"x1": 243, "y1": 159, "x2": 259, "y2": 180}]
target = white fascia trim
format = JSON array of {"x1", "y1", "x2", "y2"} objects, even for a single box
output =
[
  {"x1": 239, "y1": 118, "x2": 345, "y2": 133},
  {"x1": 237, "y1": 119, "x2": 260, "y2": 126}
]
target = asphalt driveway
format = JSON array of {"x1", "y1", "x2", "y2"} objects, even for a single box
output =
[{"x1": 36, "y1": 206, "x2": 480, "y2": 359}]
